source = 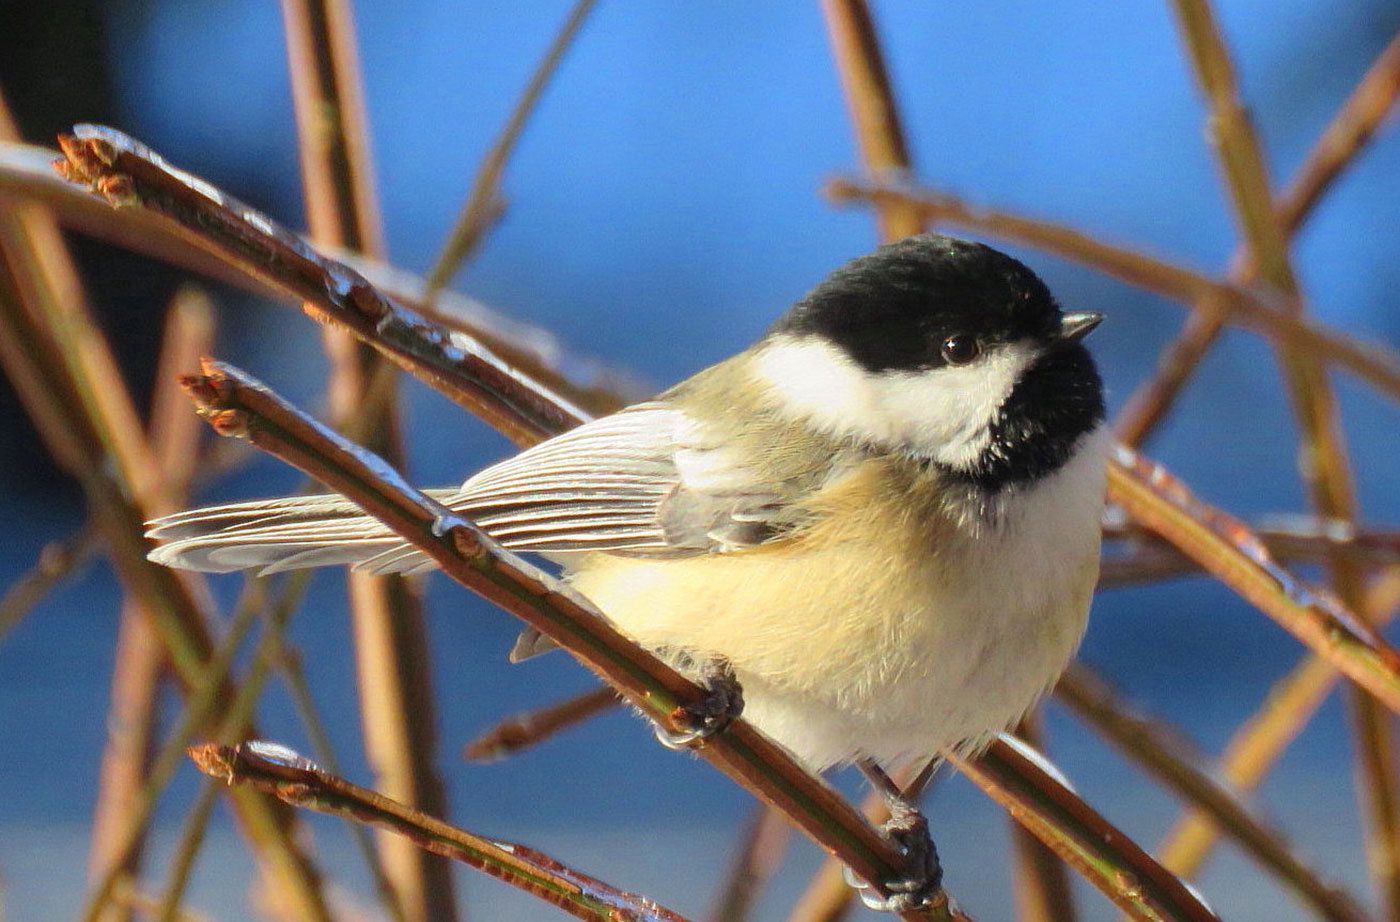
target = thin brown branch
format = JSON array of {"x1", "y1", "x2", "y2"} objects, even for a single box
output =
[
  {"x1": 0, "y1": 104, "x2": 331, "y2": 919},
  {"x1": 705, "y1": 806, "x2": 792, "y2": 922},
  {"x1": 462, "y1": 686, "x2": 620, "y2": 762},
  {"x1": 280, "y1": 0, "x2": 384, "y2": 259},
  {"x1": 786, "y1": 784, "x2": 896, "y2": 922},
  {"x1": 425, "y1": 0, "x2": 599, "y2": 299},
  {"x1": 79, "y1": 587, "x2": 263, "y2": 922},
  {"x1": 0, "y1": 527, "x2": 96, "y2": 646},
  {"x1": 1167, "y1": 0, "x2": 1296, "y2": 290},
  {"x1": 280, "y1": 1, "x2": 456, "y2": 918},
  {"x1": 1169, "y1": 4, "x2": 1400, "y2": 912},
  {"x1": 179, "y1": 358, "x2": 969, "y2": 922},
  {"x1": 824, "y1": 177, "x2": 1400, "y2": 407},
  {"x1": 87, "y1": 283, "x2": 213, "y2": 922},
  {"x1": 1056, "y1": 664, "x2": 1367, "y2": 922},
  {"x1": 952, "y1": 736, "x2": 1220, "y2": 922},
  {"x1": 1099, "y1": 518, "x2": 1400, "y2": 587},
  {"x1": 818, "y1": 0, "x2": 922, "y2": 240},
  {"x1": 825, "y1": 175, "x2": 1275, "y2": 309},
  {"x1": 1117, "y1": 29, "x2": 1400, "y2": 445},
  {"x1": 1007, "y1": 715, "x2": 1077, "y2": 922},
  {"x1": 150, "y1": 287, "x2": 216, "y2": 496},
  {"x1": 191, "y1": 741, "x2": 693, "y2": 922},
  {"x1": 1159, "y1": 567, "x2": 1400, "y2": 876},
  {"x1": 257, "y1": 570, "x2": 410, "y2": 922},
  {"x1": 0, "y1": 137, "x2": 640, "y2": 417},
  {"x1": 784, "y1": 765, "x2": 935, "y2": 922},
  {"x1": 1277, "y1": 31, "x2": 1400, "y2": 230},
  {"x1": 152, "y1": 778, "x2": 220, "y2": 922},
  {"x1": 334, "y1": 248, "x2": 645, "y2": 415},
  {"x1": 1109, "y1": 447, "x2": 1400, "y2": 715},
  {"x1": 87, "y1": 601, "x2": 164, "y2": 922},
  {"x1": 52, "y1": 126, "x2": 586, "y2": 446}
]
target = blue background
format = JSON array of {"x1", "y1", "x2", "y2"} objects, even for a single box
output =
[{"x1": 2, "y1": 2, "x2": 1399, "y2": 920}]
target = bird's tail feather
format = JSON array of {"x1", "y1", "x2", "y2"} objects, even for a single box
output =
[{"x1": 144, "y1": 491, "x2": 462, "y2": 576}]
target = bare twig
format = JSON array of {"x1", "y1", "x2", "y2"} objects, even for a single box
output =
[
  {"x1": 1101, "y1": 515, "x2": 1400, "y2": 586},
  {"x1": 179, "y1": 359, "x2": 969, "y2": 922},
  {"x1": 1159, "y1": 568, "x2": 1400, "y2": 877},
  {"x1": 1121, "y1": 29, "x2": 1399, "y2": 447},
  {"x1": 1056, "y1": 664, "x2": 1367, "y2": 922},
  {"x1": 463, "y1": 686, "x2": 620, "y2": 762},
  {"x1": 0, "y1": 528, "x2": 96, "y2": 646},
  {"x1": 825, "y1": 176, "x2": 1281, "y2": 310},
  {"x1": 425, "y1": 0, "x2": 599, "y2": 299},
  {"x1": 1279, "y1": 31, "x2": 1400, "y2": 230},
  {"x1": 88, "y1": 602, "x2": 164, "y2": 922},
  {"x1": 824, "y1": 177, "x2": 1400, "y2": 407},
  {"x1": 817, "y1": 0, "x2": 922, "y2": 240},
  {"x1": 280, "y1": 1, "x2": 456, "y2": 918},
  {"x1": 149, "y1": 287, "x2": 216, "y2": 498},
  {"x1": 1007, "y1": 716, "x2": 1077, "y2": 922},
  {"x1": 953, "y1": 736, "x2": 1220, "y2": 922},
  {"x1": 1168, "y1": 4, "x2": 1400, "y2": 912},
  {"x1": 192, "y1": 741, "x2": 693, "y2": 922},
  {"x1": 152, "y1": 779, "x2": 220, "y2": 922},
  {"x1": 1109, "y1": 447, "x2": 1400, "y2": 715},
  {"x1": 53, "y1": 126, "x2": 588, "y2": 446},
  {"x1": 87, "y1": 283, "x2": 210, "y2": 922},
  {"x1": 78, "y1": 590, "x2": 262, "y2": 922},
  {"x1": 705, "y1": 806, "x2": 792, "y2": 922},
  {"x1": 0, "y1": 137, "x2": 640, "y2": 417},
  {"x1": 0, "y1": 100, "x2": 330, "y2": 920}
]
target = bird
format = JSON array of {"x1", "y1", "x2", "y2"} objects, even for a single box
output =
[{"x1": 147, "y1": 233, "x2": 1108, "y2": 909}]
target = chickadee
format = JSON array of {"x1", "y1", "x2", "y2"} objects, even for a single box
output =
[{"x1": 149, "y1": 233, "x2": 1106, "y2": 847}]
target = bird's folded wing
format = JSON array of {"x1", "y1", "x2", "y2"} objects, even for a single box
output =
[{"x1": 145, "y1": 403, "x2": 800, "y2": 575}]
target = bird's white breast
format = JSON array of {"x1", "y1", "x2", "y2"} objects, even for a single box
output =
[{"x1": 567, "y1": 426, "x2": 1109, "y2": 770}]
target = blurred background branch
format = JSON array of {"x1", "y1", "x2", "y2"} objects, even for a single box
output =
[{"x1": 1, "y1": 3, "x2": 1397, "y2": 921}]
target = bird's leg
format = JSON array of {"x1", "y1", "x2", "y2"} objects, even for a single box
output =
[
  {"x1": 843, "y1": 759, "x2": 943, "y2": 913},
  {"x1": 653, "y1": 656, "x2": 744, "y2": 750}
]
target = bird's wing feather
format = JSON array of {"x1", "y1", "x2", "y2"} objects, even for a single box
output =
[
  {"x1": 447, "y1": 402, "x2": 795, "y2": 556},
  {"x1": 145, "y1": 403, "x2": 802, "y2": 574}
]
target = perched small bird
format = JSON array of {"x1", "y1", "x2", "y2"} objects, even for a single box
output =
[{"x1": 148, "y1": 234, "x2": 1107, "y2": 909}]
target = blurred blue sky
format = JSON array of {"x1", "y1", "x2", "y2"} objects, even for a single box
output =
[{"x1": 3, "y1": 2, "x2": 1400, "y2": 920}]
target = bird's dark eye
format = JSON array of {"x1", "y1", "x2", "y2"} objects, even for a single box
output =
[{"x1": 940, "y1": 334, "x2": 980, "y2": 365}]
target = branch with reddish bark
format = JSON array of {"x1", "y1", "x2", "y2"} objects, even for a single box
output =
[
  {"x1": 191, "y1": 741, "x2": 694, "y2": 922},
  {"x1": 177, "y1": 358, "x2": 969, "y2": 922}
]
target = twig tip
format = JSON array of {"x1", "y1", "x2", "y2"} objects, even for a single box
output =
[{"x1": 186, "y1": 743, "x2": 234, "y2": 782}]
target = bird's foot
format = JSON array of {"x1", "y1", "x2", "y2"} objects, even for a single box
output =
[
  {"x1": 654, "y1": 659, "x2": 743, "y2": 750},
  {"x1": 842, "y1": 798, "x2": 943, "y2": 913}
]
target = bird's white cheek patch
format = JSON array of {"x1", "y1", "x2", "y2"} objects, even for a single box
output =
[
  {"x1": 751, "y1": 336, "x2": 1038, "y2": 466},
  {"x1": 751, "y1": 337, "x2": 873, "y2": 431}
]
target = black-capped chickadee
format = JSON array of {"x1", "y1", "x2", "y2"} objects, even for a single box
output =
[{"x1": 148, "y1": 234, "x2": 1107, "y2": 902}]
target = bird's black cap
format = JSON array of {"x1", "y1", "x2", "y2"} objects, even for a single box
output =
[
  {"x1": 771, "y1": 234, "x2": 1065, "y2": 373},
  {"x1": 771, "y1": 234, "x2": 1106, "y2": 490}
]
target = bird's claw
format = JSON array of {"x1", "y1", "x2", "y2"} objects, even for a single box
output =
[
  {"x1": 842, "y1": 800, "x2": 943, "y2": 913},
  {"x1": 653, "y1": 660, "x2": 743, "y2": 750}
]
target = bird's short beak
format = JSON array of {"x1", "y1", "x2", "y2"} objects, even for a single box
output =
[{"x1": 1058, "y1": 311, "x2": 1104, "y2": 343}]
